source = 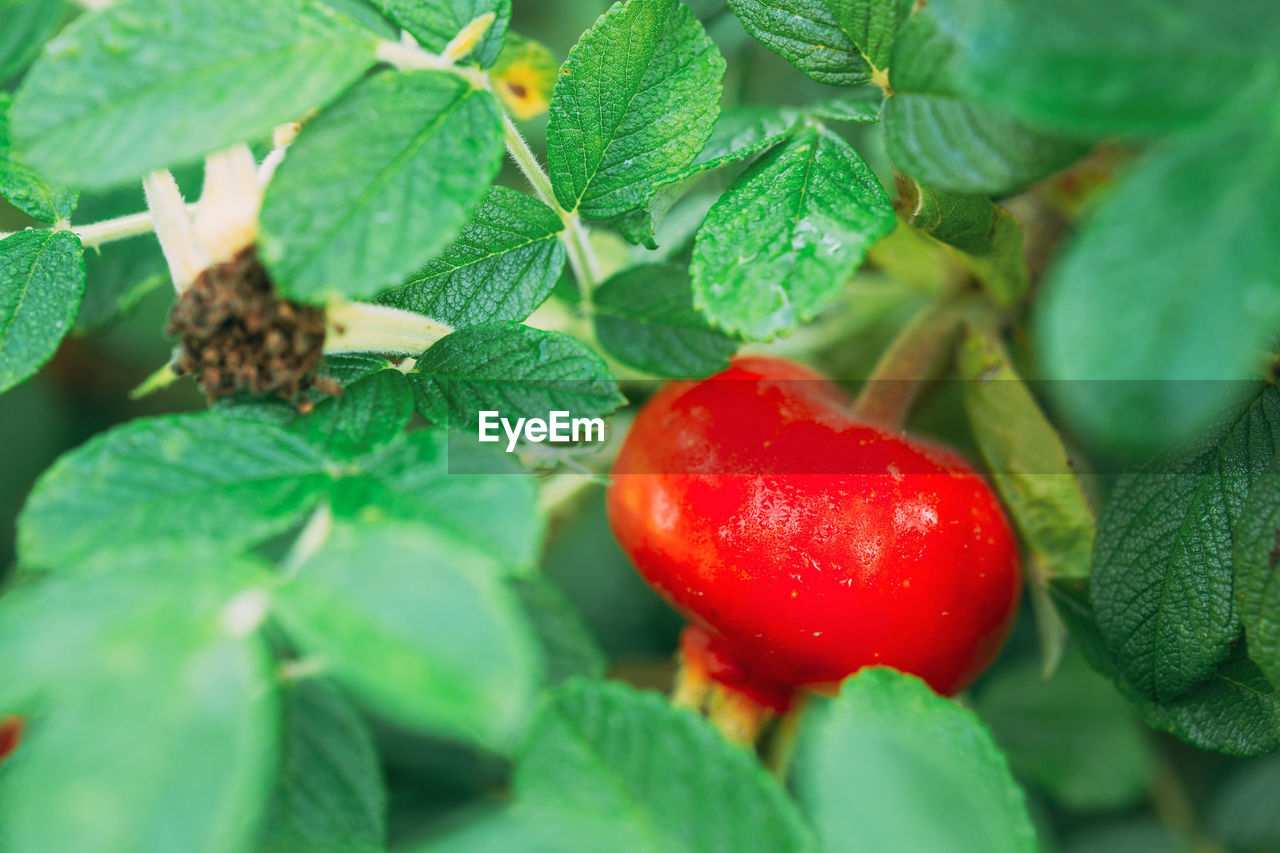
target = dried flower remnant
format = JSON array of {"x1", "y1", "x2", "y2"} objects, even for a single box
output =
[{"x1": 166, "y1": 246, "x2": 327, "y2": 401}]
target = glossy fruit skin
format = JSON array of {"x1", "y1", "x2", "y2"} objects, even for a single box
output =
[{"x1": 608, "y1": 356, "x2": 1021, "y2": 706}]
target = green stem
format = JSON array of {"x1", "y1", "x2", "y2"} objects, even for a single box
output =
[
  {"x1": 0, "y1": 205, "x2": 196, "y2": 250},
  {"x1": 378, "y1": 35, "x2": 604, "y2": 306},
  {"x1": 499, "y1": 111, "x2": 556, "y2": 208},
  {"x1": 562, "y1": 213, "x2": 600, "y2": 306},
  {"x1": 72, "y1": 210, "x2": 163, "y2": 247},
  {"x1": 497, "y1": 95, "x2": 599, "y2": 302},
  {"x1": 850, "y1": 291, "x2": 983, "y2": 429},
  {"x1": 1149, "y1": 754, "x2": 1228, "y2": 853}
]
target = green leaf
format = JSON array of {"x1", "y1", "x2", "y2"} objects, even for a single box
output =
[
  {"x1": 805, "y1": 90, "x2": 883, "y2": 124},
  {"x1": 319, "y1": 352, "x2": 395, "y2": 385},
  {"x1": 1054, "y1": 579, "x2": 1280, "y2": 757},
  {"x1": 959, "y1": 325, "x2": 1092, "y2": 676},
  {"x1": 259, "y1": 679, "x2": 386, "y2": 853},
  {"x1": 0, "y1": 0, "x2": 64, "y2": 84},
  {"x1": 903, "y1": 182, "x2": 994, "y2": 252},
  {"x1": 681, "y1": 105, "x2": 801, "y2": 179},
  {"x1": 259, "y1": 70, "x2": 503, "y2": 302},
  {"x1": 959, "y1": 326, "x2": 1094, "y2": 582},
  {"x1": 215, "y1": 352, "x2": 394, "y2": 427},
  {"x1": 545, "y1": 0, "x2": 725, "y2": 221},
  {"x1": 274, "y1": 520, "x2": 539, "y2": 751},
  {"x1": 903, "y1": 181, "x2": 1027, "y2": 304},
  {"x1": 1038, "y1": 116, "x2": 1280, "y2": 457},
  {"x1": 1208, "y1": 754, "x2": 1280, "y2": 853},
  {"x1": 11, "y1": 0, "x2": 378, "y2": 189},
  {"x1": 691, "y1": 125, "x2": 895, "y2": 340},
  {"x1": 727, "y1": 0, "x2": 871, "y2": 86},
  {"x1": 76, "y1": 252, "x2": 166, "y2": 331},
  {"x1": 883, "y1": 2, "x2": 1084, "y2": 195},
  {"x1": 331, "y1": 429, "x2": 545, "y2": 569},
  {"x1": 0, "y1": 230, "x2": 85, "y2": 395},
  {"x1": 594, "y1": 263, "x2": 737, "y2": 377},
  {"x1": 1135, "y1": 650, "x2": 1280, "y2": 757},
  {"x1": 942, "y1": 0, "x2": 1280, "y2": 135},
  {"x1": 19, "y1": 409, "x2": 546, "y2": 573},
  {"x1": 287, "y1": 368, "x2": 413, "y2": 459},
  {"x1": 510, "y1": 575, "x2": 607, "y2": 686},
  {"x1": 497, "y1": 679, "x2": 817, "y2": 852},
  {"x1": 826, "y1": 0, "x2": 912, "y2": 71},
  {"x1": 793, "y1": 668, "x2": 1036, "y2": 853},
  {"x1": 0, "y1": 558, "x2": 278, "y2": 853},
  {"x1": 17, "y1": 413, "x2": 330, "y2": 569},
  {"x1": 319, "y1": 0, "x2": 399, "y2": 38},
  {"x1": 1233, "y1": 460, "x2": 1280, "y2": 688},
  {"x1": 0, "y1": 94, "x2": 77, "y2": 223},
  {"x1": 369, "y1": 0, "x2": 511, "y2": 67},
  {"x1": 408, "y1": 322, "x2": 624, "y2": 426},
  {"x1": 541, "y1": 489, "x2": 685, "y2": 659},
  {"x1": 378, "y1": 186, "x2": 565, "y2": 327},
  {"x1": 1092, "y1": 384, "x2": 1280, "y2": 701},
  {"x1": 977, "y1": 653, "x2": 1156, "y2": 813},
  {"x1": 957, "y1": 209, "x2": 1026, "y2": 305},
  {"x1": 1063, "y1": 821, "x2": 1181, "y2": 853},
  {"x1": 614, "y1": 104, "x2": 801, "y2": 248}
]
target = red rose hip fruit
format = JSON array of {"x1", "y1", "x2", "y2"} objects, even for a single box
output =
[{"x1": 608, "y1": 356, "x2": 1021, "y2": 707}]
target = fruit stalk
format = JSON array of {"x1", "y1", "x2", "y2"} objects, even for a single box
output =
[{"x1": 851, "y1": 292, "x2": 985, "y2": 429}]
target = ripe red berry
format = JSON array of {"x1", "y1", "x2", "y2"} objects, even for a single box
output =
[
  {"x1": 608, "y1": 356, "x2": 1021, "y2": 709},
  {"x1": 0, "y1": 715, "x2": 23, "y2": 763}
]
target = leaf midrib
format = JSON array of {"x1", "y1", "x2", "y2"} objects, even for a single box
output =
[
  {"x1": 23, "y1": 21, "x2": 375, "y2": 151},
  {"x1": 279, "y1": 79, "x2": 482, "y2": 287}
]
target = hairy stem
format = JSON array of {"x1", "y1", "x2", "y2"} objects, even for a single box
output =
[
  {"x1": 70, "y1": 211, "x2": 164, "y2": 248},
  {"x1": 324, "y1": 300, "x2": 454, "y2": 356},
  {"x1": 499, "y1": 112, "x2": 600, "y2": 299},
  {"x1": 0, "y1": 207, "x2": 200, "y2": 249},
  {"x1": 562, "y1": 213, "x2": 601, "y2": 304},
  {"x1": 499, "y1": 111, "x2": 557, "y2": 209}
]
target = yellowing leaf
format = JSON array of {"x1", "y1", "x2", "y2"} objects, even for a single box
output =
[{"x1": 492, "y1": 34, "x2": 557, "y2": 121}]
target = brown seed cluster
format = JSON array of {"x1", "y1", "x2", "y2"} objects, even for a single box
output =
[{"x1": 166, "y1": 247, "x2": 328, "y2": 402}]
